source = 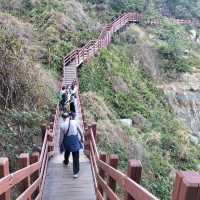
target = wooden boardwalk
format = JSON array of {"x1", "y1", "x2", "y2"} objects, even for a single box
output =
[
  {"x1": 42, "y1": 66, "x2": 96, "y2": 199},
  {"x1": 42, "y1": 117, "x2": 96, "y2": 199},
  {"x1": 42, "y1": 148, "x2": 96, "y2": 200}
]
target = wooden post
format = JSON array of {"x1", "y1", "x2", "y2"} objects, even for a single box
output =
[
  {"x1": 77, "y1": 51, "x2": 80, "y2": 65},
  {"x1": 30, "y1": 152, "x2": 40, "y2": 197},
  {"x1": 41, "y1": 124, "x2": 46, "y2": 142},
  {"x1": 87, "y1": 48, "x2": 90, "y2": 60},
  {"x1": 19, "y1": 153, "x2": 31, "y2": 200},
  {"x1": 49, "y1": 120, "x2": 54, "y2": 154},
  {"x1": 50, "y1": 122, "x2": 54, "y2": 130},
  {"x1": 83, "y1": 121, "x2": 87, "y2": 132},
  {"x1": 83, "y1": 48, "x2": 85, "y2": 61},
  {"x1": 107, "y1": 154, "x2": 119, "y2": 200},
  {"x1": 0, "y1": 158, "x2": 11, "y2": 200},
  {"x1": 50, "y1": 108, "x2": 56, "y2": 115},
  {"x1": 48, "y1": 129, "x2": 54, "y2": 153},
  {"x1": 50, "y1": 114, "x2": 55, "y2": 123},
  {"x1": 172, "y1": 171, "x2": 200, "y2": 200},
  {"x1": 98, "y1": 40, "x2": 101, "y2": 49},
  {"x1": 98, "y1": 153, "x2": 107, "y2": 195},
  {"x1": 124, "y1": 160, "x2": 142, "y2": 200},
  {"x1": 93, "y1": 45, "x2": 95, "y2": 55},
  {"x1": 84, "y1": 127, "x2": 91, "y2": 156},
  {"x1": 91, "y1": 123, "x2": 97, "y2": 142},
  {"x1": 172, "y1": 171, "x2": 183, "y2": 200},
  {"x1": 82, "y1": 112, "x2": 86, "y2": 124},
  {"x1": 107, "y1": 32, "x2": 110, "y2": 45}
]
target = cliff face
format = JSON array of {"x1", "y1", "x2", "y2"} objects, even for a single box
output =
[
  {"x1": 161, "y1": 73, "x2": 200, "y2": 142},
  {"x1": 79, "y1": 24, "x2": 200, "y2": 199}
]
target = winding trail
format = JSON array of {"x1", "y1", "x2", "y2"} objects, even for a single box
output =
[
  {"x1": 0, "y1": 12, "x2": 200, "y2": 200},
  {"x1": 42, "y1": 12, "x2": 200, "y2": 200},
  {"x1": 42, "y1": 85, "x2": 96, "y2": 199}
]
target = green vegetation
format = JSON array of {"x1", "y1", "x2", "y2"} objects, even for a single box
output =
[
  {"x1": 0, "y1": 0, "x2": 101, "y2": 161},
  {"x1": 0, "y1": 16, "x2": 57, "y2": 166},
  {"x1": 162, "y1": 0, "x2": 200, "y2": 19},
  {"x1": 152, "y1": 20, "x2": 193, "y2": 73},
  {"x1": 79, "y1": 26, "x2": 200, "y2": 199},
  {"x1": 84, "y1": 0, "x2": 145, "y2": 22}
]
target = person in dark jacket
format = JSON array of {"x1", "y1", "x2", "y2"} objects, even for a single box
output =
[
  {"x1": 69, "y1": 95, "x2": 76, "y2": 116},
  {"x1": 59, "y1": 113, "x2": 84, "y2": 178},
  {"x1": 59, "y1": 89, "x2": 67, "y2": 112}
]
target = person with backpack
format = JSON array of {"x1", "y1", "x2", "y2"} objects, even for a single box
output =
[{"x1": 59, "y1": 113, "x2": 84, "y2": 178}]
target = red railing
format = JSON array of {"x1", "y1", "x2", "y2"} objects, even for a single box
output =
[
  {"x1": 63, "y1": 12, "x2": 198, "y2": 68},
  {"x1": 63, "y1": 12, "x2": 141, "y2": 67},
  {"x1": 0, "y1": 106, "x2": 60, "y2": 200},
  {"x1": 79, "y1": 93, "x2": 200, "y2": 200}
]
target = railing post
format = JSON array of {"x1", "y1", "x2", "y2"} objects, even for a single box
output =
[
  {"x1": 93, "y1": 45, "x2": 95, "y2": 55},
  {"x1": 98, "y1": 40, "x2": 101, "y2": 49},
  {"x1": 0, "y1": 158, "x2": 11, "y2": 200},
  {"x1": 87, "y1": 48, "x2": 90, "y2": 60},
  {"x1": 107, "y1": 154, "x2": 118, "y2": 200},
  {"x1": 19, "y1": 153, "x2": 31, "y2": 200},
  {"x1": 83, "y1": 48, "x2": 85, "y2": 61},
  {"x1": 91, "y1": 122, "x2": 97, "y2": 142},
  {"x1": 98, "y1": 153, "x2": 107, "y2": 195},
  {"x1": 107, "y1": 32, "x2": 110, "y2": 45},
  {"x1": 124, "y1": 160, "x2": 142, "y2": 200},
  {"x1": 172, "y1": 171, "x2": 200, "y2": 200},
  {"x1": 77, "y1": 51, "x2": 80, "y2": 64},
  {"x1": 48, "y1": 128, "x2": 54, "y2": 154},
  {"x1": 41, "y1": 124, "x2": 46, "y2": 142},
  {"x1": 106, "y1": 35, "x2": 108, "y2": 47},
  {"x1": 84, "y1": 126, "x2": 91, "y2": 156},
  {"x1": 83, "y1": 120, "x2": 87, "y2": 131},
  {"x1": 30, "y1": 152, "x2": 40, "y2": 197}
]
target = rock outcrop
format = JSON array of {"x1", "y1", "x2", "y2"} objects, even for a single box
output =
[{"x1": 161, "y1": 72, "x2": 200, "y2": 140}]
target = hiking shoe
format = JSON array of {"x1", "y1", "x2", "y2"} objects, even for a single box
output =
[
  {"x1": 73, "y1": 173, "x2": 79, "y2": 178},
  {"x1": 63, "y1": 160, "x2": 69, "y2": 166}
]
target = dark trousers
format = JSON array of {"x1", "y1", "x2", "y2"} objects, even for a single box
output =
[
  {"x1": 70, "y1": 101, "x2": 76, "y2": 113},
  {"x1": 64, "y1": 151, "x2": 80, "y2": 174}
]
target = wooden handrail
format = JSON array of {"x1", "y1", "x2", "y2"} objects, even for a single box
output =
[
  {"x1": 63, "y1": 12, "x2": 199, "y2": 70},
  {"x1": 84, "y1": 123, "x2": 159, "y2": 200},
  {"x1": 0, "y1": 104, "x2": 59, "y2": 199}
]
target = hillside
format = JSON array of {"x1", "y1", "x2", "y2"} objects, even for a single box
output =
[
  {"x1": 0, "y1": 0, "x2": 200, "y2": 199},
  {"x1": 0, "y1": 0, "x2": 100, "y2": 168},
  {"x1": 79, "y1": 23, "x2": 200, "y2": 199}
]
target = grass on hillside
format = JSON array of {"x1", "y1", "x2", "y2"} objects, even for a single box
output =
[{"x1": 79, "y1": 25, "x2": 200, "y2": 199}]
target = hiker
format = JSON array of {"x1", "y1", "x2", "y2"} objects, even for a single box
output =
[
  {"x1": 59, "y1": 89, "x2": 67, "y2": 112},
  {"x1": 70, "y1": 80, "x2": 78, "y2": 115},
  {"x1": 59, "y1": 113, "x2": 84, "y2": 178},
  {"x1": 70, "y1": 80, "x2": 77, "y2": 98},
  {"x1": 66, "y1": 84, "x2": 71, "y2": 96},
  {"x1": 69, "y1": 95, "x2": 76, "y2": 117},
  {"x1": 60, "y1": 86, "x2": 66, "y2": 97}
]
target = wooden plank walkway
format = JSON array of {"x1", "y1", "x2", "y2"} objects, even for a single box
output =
[
  {"x1": 42, "y1": 147, "x2": 96, "y2": 200},
  {"x1": 42, "y1": 59, "x2": 96, "y2": 200}
]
